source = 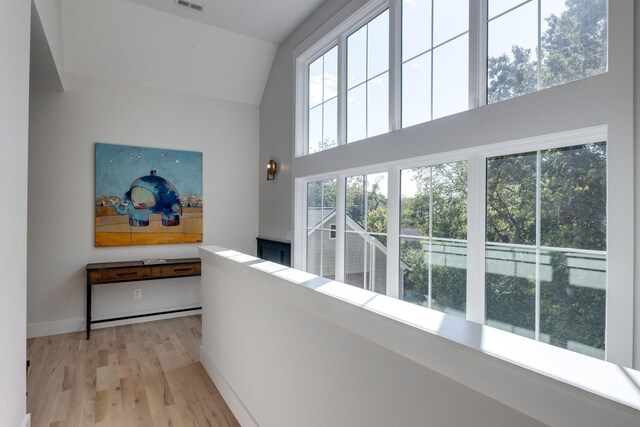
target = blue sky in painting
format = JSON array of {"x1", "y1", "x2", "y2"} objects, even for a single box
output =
[{"x1": 96, "y1": 143, "x2": 202, "y2": 198}]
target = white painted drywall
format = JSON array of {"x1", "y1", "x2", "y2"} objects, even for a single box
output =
[
  {"x1": 126, "y1": 0, "x2": 325, "y2": 44},
  {"x1": 199, "y1": 247, "x2": 640, "y2": 427},
  {"x1": 31, "y1": 0, "x2": 64, "y2": 93},
  {"x1": 259, "y1": 0, "x2": 354, "y2": 242},
  {"x1": 33, "y1": 0, "x2": 64, "y2": 88},
  {"x1": 27, "y1": 72, "x2": 259, "y2": 338},
  {"x1": 0, "y1": 0, "x2": 30, "y2": 424},
  {"x1": 259, "y1": 0, "x2": 638, "y2": 367},
  {"x1": 61, "y1": 0, "x2": 277, "y2": 106}
]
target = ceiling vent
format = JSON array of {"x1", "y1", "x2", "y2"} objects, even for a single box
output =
[{"x1": 176, "y1": 0, "x2": 203, "y2": 12}]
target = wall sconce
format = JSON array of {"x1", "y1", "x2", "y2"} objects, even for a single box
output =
[{"x1": 267, "y1": 160, "x2": 277, "y2": 180}]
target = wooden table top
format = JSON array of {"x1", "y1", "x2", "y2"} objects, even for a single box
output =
[{"x1": 86, "y1": 258, "x2": 201, "y2": 271}]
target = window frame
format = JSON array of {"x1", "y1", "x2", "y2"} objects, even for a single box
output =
[
  {"x1": 295, "y1": 0, "x2": 608, "y2": 157},
  {"x1": 295, "y1": 125, "x2": 631, "y2": 365},
  {"x1": 294, "y1": 0, "x2": 393, "y2": 158},
  {"x1": 295, "y1": 0, "x2": 482, "y2": 157}
]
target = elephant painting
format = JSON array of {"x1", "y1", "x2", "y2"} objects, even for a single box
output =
[
  {"x1": 114, "y1": 170, "x2": 183, "y2": 227},
  {"x1": 95, "y1": 143, "x2": 202, "y2": 247}
]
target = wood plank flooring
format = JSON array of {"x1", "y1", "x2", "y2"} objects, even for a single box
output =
[{"x1": 27, "y1": 316, "x2": 240, "y2": 427}]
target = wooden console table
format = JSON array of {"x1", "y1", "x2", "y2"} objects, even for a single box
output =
[{"x1": 85, "y1": 258, "x2": 201, "y2": 339}]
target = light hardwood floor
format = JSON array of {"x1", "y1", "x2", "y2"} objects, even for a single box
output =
[{"x1": 27, "y1": 315, "x2": 240, "y2": 427}]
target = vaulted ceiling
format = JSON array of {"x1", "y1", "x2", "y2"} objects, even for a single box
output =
[
  {"x1": 126, "y1": 0, "x2": 324, "y2": 44},
  {"x1": 34, "y1": 0, "x2": 325, "y2": 105}
]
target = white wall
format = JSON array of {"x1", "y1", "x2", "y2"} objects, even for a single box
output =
[
  {"x1": 259, "y1": 0, "x2": 351, "y2": 241},
  {"x1": 199, "y1": 247, "x2": 640, "y2": 427},
  {"x1": 61, "y1": 0, "x2": 276, "y2": 106},
  {"x1": 259, "y1": 0, "x2": 638, "y2": 367},
  {"x1": 33, "y1": 0, "x2": 64, "y2": 88},
  {"x1": 27, "y1": 72, "x2": 259, "y2": 337},
  {"x1": 0, "y1": 0, "x2": 30, "y2": 424}
]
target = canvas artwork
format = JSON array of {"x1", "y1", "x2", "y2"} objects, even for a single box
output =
[{"x1": 95, "y1": 143, "x2": 203, "y2": 247}]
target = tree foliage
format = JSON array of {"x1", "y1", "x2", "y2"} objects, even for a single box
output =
[{"x1": 488, "y1": 0, "x2": 607, "y2": 103}]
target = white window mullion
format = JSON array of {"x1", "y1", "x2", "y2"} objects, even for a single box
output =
[
  {"x1": 363, "y1": 175, "x2": 370, "y2": 290},
  {"x1": 429, "y1": 0, "x2": 435, "y2": 121},
  {"x1": 536, "y1": 0, "x2": 542, "y2": 90},
  {"x1": 389, "y1": 0, "x2": 402, "y2": 132},
  {"x1": 469, "y1": 0, "x2": 488, "y2": 109},
  {"x1": 293, "y1": 178, "x2": 308, "y2": 270},
  {"x1": 386, "y1": 167, "x2": 400, "y2": 299},
  {"x1": 296, "y1": 58, "x2": 309, "y2": 157},
  {"x1": 466, "y1": 152, "x2": 485, "y2": 324},
  {"x1": 534, "y1": 150, "x2": 542, "y2": 341},
  {"x1": 338, "y1": 36, "x2": 347, "y2": 146},
  {"x1": 336, "y1": 175, "x2": 346, "y2": 282},
  {"x1": 427, "y1": 167, "x2": 434, "y2": 309}
]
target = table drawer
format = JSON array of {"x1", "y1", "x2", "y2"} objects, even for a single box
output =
[
  {"x1": 160, "y1": 264, "x2": 201, "y2": 277},
  {"x1": 100, "y1": 267, "x2": 152, "y2": 282}
]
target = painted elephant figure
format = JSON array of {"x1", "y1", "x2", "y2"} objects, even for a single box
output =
[{"x1": 114, "y1": 171, "x2": 183, "y2": 227}]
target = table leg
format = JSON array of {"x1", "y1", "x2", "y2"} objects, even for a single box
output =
[{"x1": 86, "y1": 274, "x2": 92, "y2": 340}]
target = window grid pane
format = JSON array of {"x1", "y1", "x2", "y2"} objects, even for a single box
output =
[
  {"x1": 306, "y1": 179, "x2": 337, "y2": 279},
  {"x1": 308, "y1": 47, "x2": 338, "y2": 154},
  {"x1": 345, "y1": 173, "x2": 388, "y2": 293},
  {"x1": 400, "y1": 162, "x2": 467, "y2": 318},
  {"x1": 401, "y1": 0, "x2": 469, "y2": 128},
  {"x1": 488, "y1": 0, "x2": 607, "y2": 104},
  {"x1": 347, "y1": 10, "x2": 389, "y2": 143},
  {"x1": 485, "y1": 142, "x2": 606, "y2": 359}
]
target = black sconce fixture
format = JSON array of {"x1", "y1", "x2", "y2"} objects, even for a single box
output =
[{"x1": 267, "y1": 160, "x2": 277, "y2": 180}]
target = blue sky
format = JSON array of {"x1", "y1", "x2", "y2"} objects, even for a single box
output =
[{"x1": 96, "y1": 143, "x2": 203, "y2": 198}]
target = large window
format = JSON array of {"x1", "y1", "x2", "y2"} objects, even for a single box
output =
[
  {"x1": 485, "y1": 143, "x2": 606, "y2": 358},
  {"x1": 296, "y1": 0, "x2": 607, "y2": 156},
  {"x1": 298, "y1": 129, "x2": 612, "y2": 361}
]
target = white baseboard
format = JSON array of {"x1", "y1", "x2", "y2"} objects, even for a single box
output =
[
  {"x1": 200, "y1": 346, "x2": 259, "y2": 427},
  {"x1": 27, "y1": 307, "x2": 202, "y2": 339},
  {"x1": 21, "y1": 413, "x2": 31, "y2": 427},
  {"x1": 27, "y1": 318, "x2": 85, "y2": 339}
]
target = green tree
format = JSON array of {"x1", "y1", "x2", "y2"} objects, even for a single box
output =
[
  {"x1": 488, "y1": 46, "x2": 537, "y2": 103},
  {"x1": 399, "y1": 162, "x2": 468, "y2": 313},
  {"x1": 541, "y1": 0, "x2": 607, "y2": 88},
  {"x1": 488, "y1": 0, "x2": 606, "y2": 103}
]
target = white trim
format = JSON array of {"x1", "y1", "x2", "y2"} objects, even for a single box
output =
[
  {"x1": 466, "y1": 151, "x2": 485, "y2": 323},
  {"x1": 389, "y1": 0, "x2": 402, "y2": 132},
  {"x1": 337, "y1": 34, "x2": 347, "y2": 147},
  {"x1": 535, "y1": 150, "x2": 542, "y2": 341},
  {"x1": 21, "y1": 414, "x2": 30, "y2": 427},
  {"x1": 26, "y1": 308, "x2": 202, "y2": 339},
  {"x1": 386, "y1": 167, "x2": 400, "y2": 298},
  {"x1": 335, "y1": 177, "x2": 346, "y2": 281},
  {"x1": 476, "y1": 125, "x2": 607, "y2": 158},
  {"x1": 27, "y1": 318, "x2": 85, "y2": 339},
  {"x1": 200, "y1": 346, "x2": 259, "y2": 427},
  {"x1": 293, "y1": 178, "x2": 307, "y2": 270},
  {"x1": 470, "y1": 0, "x2": 488, "y2": 109}
]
